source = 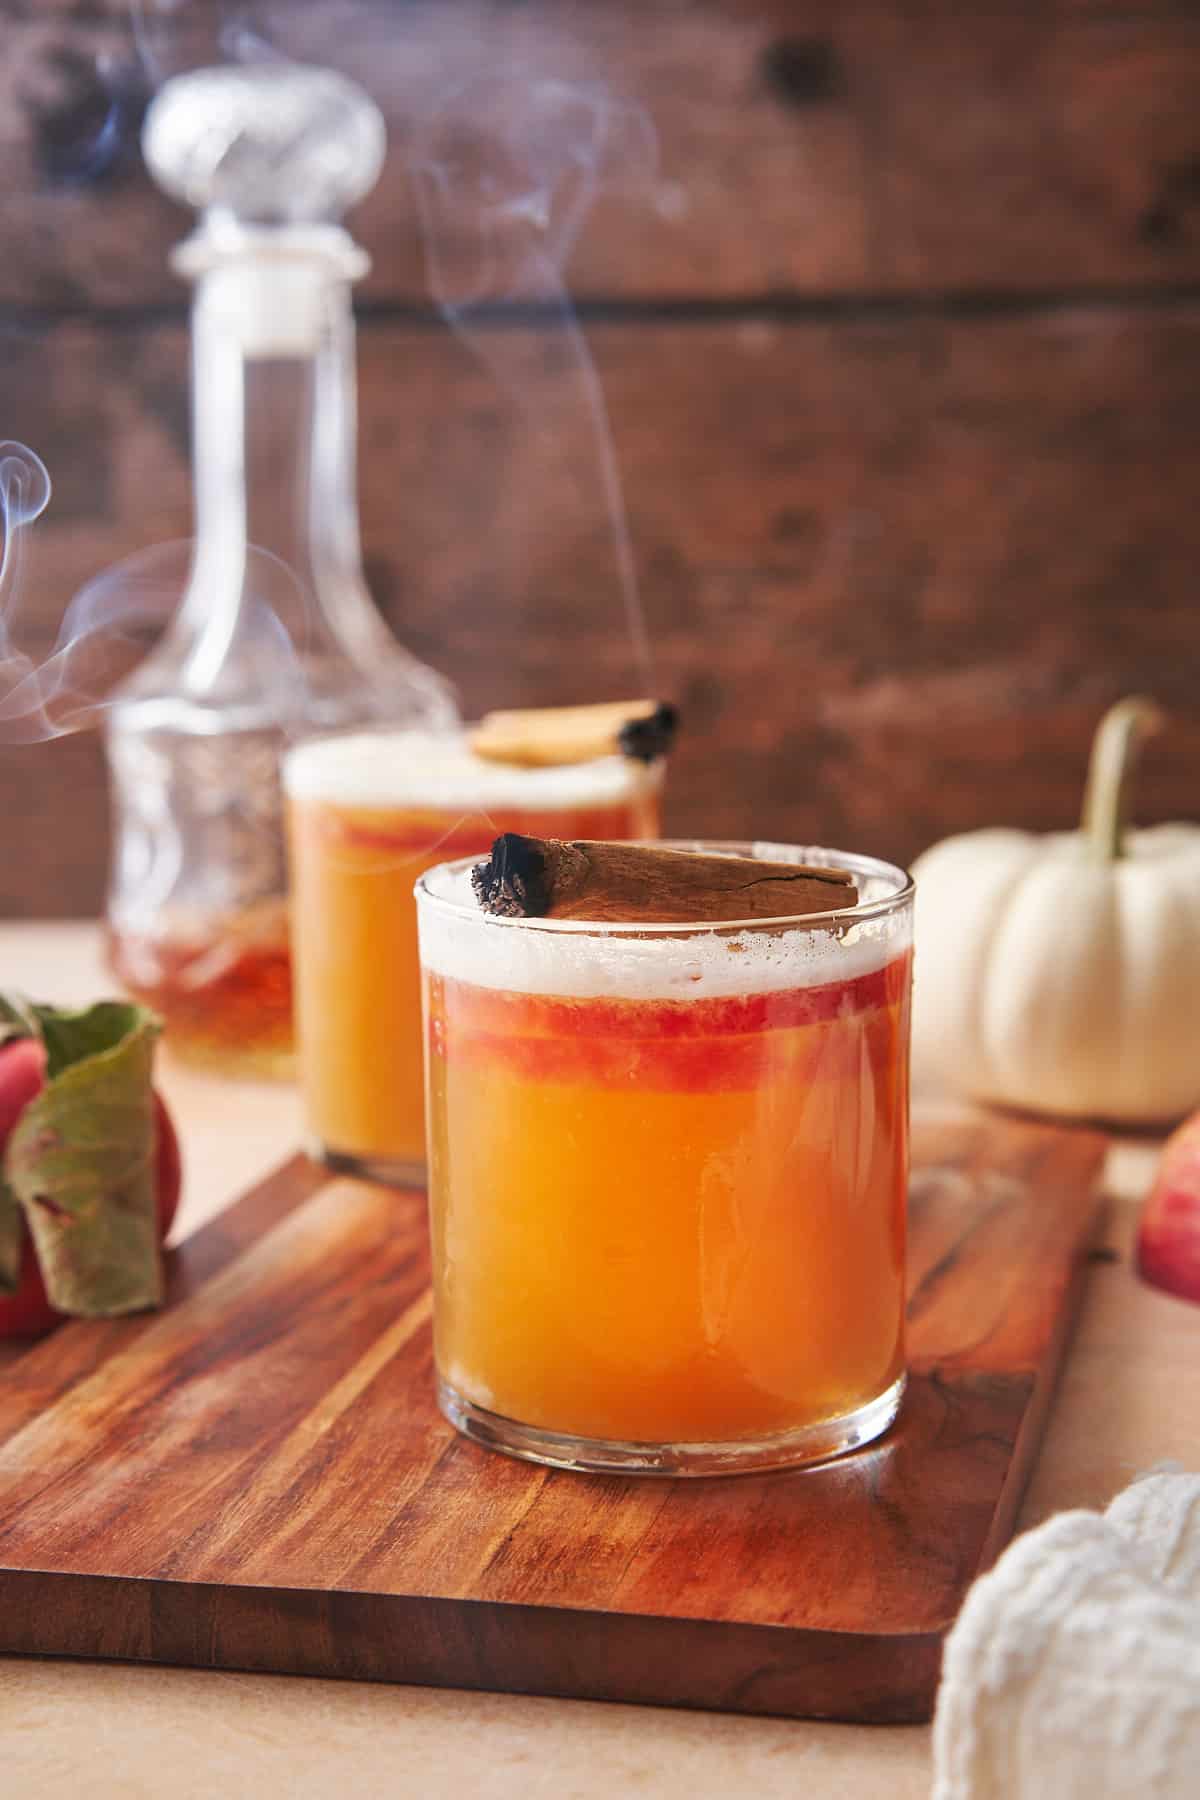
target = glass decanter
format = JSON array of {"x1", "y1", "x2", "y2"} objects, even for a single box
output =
[{"x1": 104, "y1": 62, "x2": 457, "y2": 1078}]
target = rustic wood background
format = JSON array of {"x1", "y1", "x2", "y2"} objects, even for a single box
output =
[{"x1": 2, "y1": 0, "x2": 1199, "y2": 916}]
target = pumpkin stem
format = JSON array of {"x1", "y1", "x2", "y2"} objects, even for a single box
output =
[{"x1": 1080, "y1": 696, "x2": 1164, "y2": 861}]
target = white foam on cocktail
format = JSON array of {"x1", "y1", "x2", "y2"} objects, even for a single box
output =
[
  {"x1": 417, "y1": 857, "x2": 911, "y2": 1000},
  {"x1": 283, "y1": 729, "x2": 657, "y2": 810}
]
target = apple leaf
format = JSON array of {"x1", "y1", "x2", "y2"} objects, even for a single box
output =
[
  {"x1": 3, "y1": 1001, "x2": 163, "y2": 1317},
  {"x1": 0, "y1": 994, "x2": 38, "y2": 1051},
  {"x1": 0, "y1": 1178, "x2": 20, "y2": 1294}
]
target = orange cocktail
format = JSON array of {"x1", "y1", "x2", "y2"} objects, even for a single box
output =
[
  {"x1": 416, "y1": 845, "x2": 913, "y2": 1475},
  {"x1": 284, "y1": 730, "x2": 661, "y2": 1183}
]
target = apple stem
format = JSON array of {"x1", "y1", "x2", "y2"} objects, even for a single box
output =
[{"x1": 1080, "y1": 696, "x2": 1164, "y2": 862}]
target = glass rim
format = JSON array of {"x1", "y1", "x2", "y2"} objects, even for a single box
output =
[{"x1": 414, "y1": 840, "x2": 914, "y2": 938}]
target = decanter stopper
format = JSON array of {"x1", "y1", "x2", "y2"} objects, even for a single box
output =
[{"x1": 141, "y1": 61, "x2": 386, "y2": 225}]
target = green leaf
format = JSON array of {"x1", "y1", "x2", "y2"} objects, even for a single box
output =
[
  {"x1": 0, "y1": 1178, "x2": 20, "y2": 1294},
  {"x1": 3, "y1": 1002, "x2": 163, "y2": 1317},
  {"x1": 0, "y1": 994, "x2": 38, "y2": 1050},
  {"x1": 30, "y1": 1000, "x2": 152, "y2": 1082}
]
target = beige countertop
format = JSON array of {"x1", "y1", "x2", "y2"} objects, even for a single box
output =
[{"x1": 1, "y1": 922, "x2": 1194, "y2": 1800}]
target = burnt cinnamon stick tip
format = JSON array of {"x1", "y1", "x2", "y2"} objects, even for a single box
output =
[
  {"x1": 471, "y1": 833, "x2": 555, "y2": 918},
  {"x1": 472, "y1": 836, "x2": 858, "y2": 924},
  {"x1": 617, "y1": 701, "x2": 678, "y2": 763}
]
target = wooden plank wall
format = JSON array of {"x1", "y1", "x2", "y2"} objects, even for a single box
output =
[{"x1": 2, "y1": 0, "x2": 1199, "y2": 916}]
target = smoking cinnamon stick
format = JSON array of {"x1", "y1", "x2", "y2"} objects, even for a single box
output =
[
  {"x1": 468, "y1": 699, "x2": 678, "y2": 767},
  {"x1": 472, "y1": 836, "x2": 858, "y2": 924}
]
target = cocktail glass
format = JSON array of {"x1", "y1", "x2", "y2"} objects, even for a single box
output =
[
  {"x1": 285, "y1": 728, "x2": 662, "y2": 1184},
  {"x1": 416, "y1": 841, "x2": 913, "y2": 1475}
]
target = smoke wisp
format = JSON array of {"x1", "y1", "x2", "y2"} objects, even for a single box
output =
[{"x1": 411, "y1": 75, "x2": 659, "y2": 695}]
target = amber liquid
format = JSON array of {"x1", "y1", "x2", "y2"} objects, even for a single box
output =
[
  {"x1": 107, "y1": 902, "x2": 294, "y2": 1080},
  {"x1": 426, "y1": 953, "x2": 911, "y2": 1448},
  {"x1": 288, "y1": 790, "x2": 659, "y2": 1177}
]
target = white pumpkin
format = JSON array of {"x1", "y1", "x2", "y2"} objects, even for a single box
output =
[{"x1": 912, "y1": 698, "x2": 1200, "y2": 1124}]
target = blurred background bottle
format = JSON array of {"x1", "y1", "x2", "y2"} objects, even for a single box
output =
[{"x1": 104, "y1": 60, "x2": 457, "y2": 1078}]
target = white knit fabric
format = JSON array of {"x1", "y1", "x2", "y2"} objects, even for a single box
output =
[{"x1": 933, "y1": 1471, "x2": 1200, "y2": 1799}]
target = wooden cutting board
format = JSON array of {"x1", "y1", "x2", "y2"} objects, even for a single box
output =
[{"x1": 0, "y1": 1112, "x2": 1104, "y2": 1723}]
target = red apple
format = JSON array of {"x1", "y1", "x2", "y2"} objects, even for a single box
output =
[
  {"x1": 1136, "y1": 1111, "x2": 1200, "y2": 1304},
  {"x1": 0, "y1": 1036, "x2": 182, "y2": 1339}
]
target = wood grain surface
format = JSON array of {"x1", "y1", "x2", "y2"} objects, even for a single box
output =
[
  {"x1": 0, "y1": 1113, "x2": 1105, "y2": 1723},
  {"x1": 4, "y1": 2, "x2": 1200, "y2": 307},
  {"x1": 2, "y1": 306, "x2": 1197, "y2": 913}
]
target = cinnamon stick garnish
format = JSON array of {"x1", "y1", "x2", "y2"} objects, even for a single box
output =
[
  {"x1": 472, "y1": 836, "x2": 857, "y2": 924},
  {"x1": 469, "y1": 699, "x2": 678, "y2": 768}
]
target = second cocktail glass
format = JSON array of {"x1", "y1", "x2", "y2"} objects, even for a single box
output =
[{"x1": 285, "y1": 728, "x2": 662, "y2": 1184}]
